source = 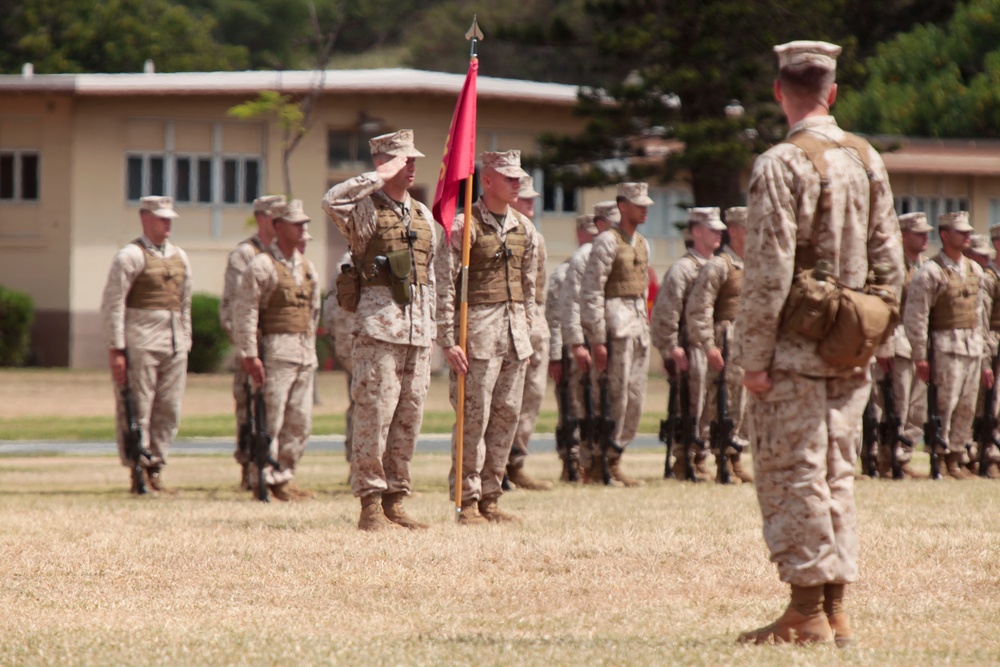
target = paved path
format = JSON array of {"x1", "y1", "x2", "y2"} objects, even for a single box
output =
[{"x1": 0, "y1": 434, "x2": 664, "y2": 455}]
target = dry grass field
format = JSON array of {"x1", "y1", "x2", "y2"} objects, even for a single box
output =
[{"x1": 0, "y1": 369, "x2": 998, "y2": 665}]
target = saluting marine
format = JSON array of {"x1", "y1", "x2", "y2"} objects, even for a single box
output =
[
  {"x1": 685, "y1": 206, "x2": 752, "y2": 483},
  {"x1": 220, "y1": 194, "x2": 282, "y2": 489},
  {"x1": 323, "y1": 129, "x2": 436, "y2": 531},
  {"x1": 436, "y1": 150, "x2": 538, "y2": 524},
  {"x1": 234, "y1": 199, "x2": 321, "y2": 502},
  {"x1": 577, "y1": 183, "x2": 655, "y2": 486},
  {"x1": 101, "y1": 196, "x2": 192, "y2": 494}
]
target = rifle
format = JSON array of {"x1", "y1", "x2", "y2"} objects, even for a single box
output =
[
  {"x1": 924, "y1": 331, "x2": 947, "y2": 480},
  {"x1": 709, "y1": 329, "x2": 741, "y2": 484},
  {"x1": 878, "y1": 373, "x2": 912, "y2": 480},
  {"x1": 597, "y1": 338, "x2": 621, "y2": 485},
  {"x1": 580, "y1": 342, "x2": 597, "y2": 479},
  {"x1": 678, "y1": 360, "x2": 705, "y2": 483},
  {"x1": 249, "y1": 366, "x2": 281, "y2": 502},
  {"x1": 861, "y1": 390, "x2": 879, "y2": 477},
  {"x1": 974, "y1": 353, "x2": 1000, "y2": 477},
  {"x1": 121, "y1": 375, "x2": 153, "y2": 495},
  {"x1": 238, "y1": 380, "x2": 253, "y2": 465},
  {"x1": 659, "y1": 363, "x2": 679, "y2": 479},
  {"x1": 555, "y1": 346, "x2": 580, "y2": 482}
]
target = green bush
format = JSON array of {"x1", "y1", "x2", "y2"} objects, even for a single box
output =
[
  {"x1": 188, "y1": 292, "x2": 230, "y2": 373},
  {"x1": 0, "y1": 286, "x2": 34, "y2": 366}
]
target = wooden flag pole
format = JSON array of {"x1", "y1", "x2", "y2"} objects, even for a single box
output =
[{"x1": 454, "y1": 18, "x2": 482, "y2": 522}]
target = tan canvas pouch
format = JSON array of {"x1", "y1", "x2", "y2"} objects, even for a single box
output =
[
  {"x1": 817, "y1": 288, "x2": 895, "y2": 367},
  {"x1": 336, "y1": 263, "x2": 360, "y2": 313},
  {"x1": 781, "y1": 267, "x2": 841, "y2": 340},
  {"x1": 386, "y1": 249, "x2": 413, "y2": 305}
]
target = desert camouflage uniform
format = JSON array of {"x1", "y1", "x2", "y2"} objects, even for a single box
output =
[
  {"x1": 234, "y1": 244, "x2": 320, "y2": 487},
  {"x1": 323, "y1": 175, "x2": 437, "y2": 499},
  {"x1": 651, "y1": 248, "x2": 711, "y2": 462},
  {"x1": 436, "y1": 198, "x2": 537, "y2": 503},
  {"x1": 510, "y1": 234, "x2": 550, "y2": 471},
  {"x1": 546, "y1": 260, "x2": 580, "y2": 470},
  {"x1": 738, "y1": 115, "x2": 903, "y2": 586},
  {"x1": 873, "y1": 255, "x2": 927, "y2": 469},
  {"x1": 221, "y1": 234, "x2": 267, "y2": 470},
  {"x1": 560, "y1": 242, "x2": 596, "y2": 461},
  {"x1": 579, "y1": 226, "x2": 651, "y2": 463},
  {"x1": 102, "y1": 235, "x2": 193, "y2": 469},
  {"x1": 323, "y1": 251, "x2": 357, "y2": 462},
  {"x1": 977, "y1": 261, "x2": 1000, "y2": 468},
  {"x1": 686, "y1": 246, "x2": 749, "y2": 451},
  {"x1": 905, "y1": 253, "x2": 988, "y2": 459}
]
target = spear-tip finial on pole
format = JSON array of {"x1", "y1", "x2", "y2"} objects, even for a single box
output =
[{"x1": 465, "y1": 15, "x2": 484, "y2": 58}]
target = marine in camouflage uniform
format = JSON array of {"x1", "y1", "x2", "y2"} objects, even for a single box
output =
[
  {"x1": 322, "y1": 251, "x2": 356, "y2": 463},
  {"x1": 905, "y1": 211, "x2": 991, "y2": 481},
  {"x1": 507, "y1": 176, "x2": 553, "y2": 491},
  {"x1": 560, "y1": 203, "x2": 618, "y2": 483},
  {"x1": 650, "y1": 207, "x2": 724, "y2": 481},
  {"x1": 685, "y1": 206, "x2": 752, "y2": 484},
  {"x1": 872, "y1": 212, "x2": 931, "y2": 479},
  {"x1": 322, "y1": 130, "x2": 435, "y2": 531},
  {"x1": 578, "y1": 183, "x2": 655, "y2": 487},
  {"x1": 437, "y1": 150, "x2": 538, "y2": 524},
  {"x1": 962, "y1": 231, "x2": 997, "y2": 477},
  {"x1": 736, "y1": 41, "x2": 903, "y2": 646},
  {"x1": 981, "y1": 225, "x2": 1000, "y2": 478},
  {"x1": 234, "y1": 199, "x2": 320, "y2": 502},
  {"x1": 102, "y1": 196, "x2": 193, "y2": 494},
  {"x1": 220, "y1": 195, "x2": 282, "y2": 489}
]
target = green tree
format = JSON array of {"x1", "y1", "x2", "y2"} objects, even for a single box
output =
[
  {"x1": 837, "y1": 0, "x2": 1000, "y2": 138},
  {"x1": 0, "y1": 0, "x2": 247, "y2": 74}
]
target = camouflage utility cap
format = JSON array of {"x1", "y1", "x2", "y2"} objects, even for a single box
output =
[
  {"x1": 140, "y1": 195, "x2": 179, "y2": 219},
  {"x1": 273, "y1": 199, "x2": 310, "y2": 224},
  {"x1": 939, "y1": 211, "x2": 972, "y2": 232},
  {"x1": 724, "y1": 206, "x2": 748, "y2": 227},
  {"x1": 576, "y1": 213, "x2": 598, "y2": 235},
  {"x1": 899, "y1": 211, "x2": 933, "y2": 234},
  {"x1": 594, "y1": 200, "x2": 621, "y2": 224},
  {"x1": 369, "y1": 129, "x2": 425, "y2": 158},
  {"x1": 688, "y1": 206, "x2": 726, "y2": 231},
  {"x1": 774, "y1": 40, "x2": 841, "y2": 73},
  {"x1": 617, "y1": 182, "x2": 654, "y2": 206},
  {"x1": 518, "y1": 175, "x2": 541, "y2": 199},
  {"x1": 253, "y1": 194, "x2": 287, "y2": 215},
  {"x1": 971, "y1": 234, "x2": 996, "y2": 259},
  {"x1": 482, "y1": 150, "x2": 529, "y2": 179}
]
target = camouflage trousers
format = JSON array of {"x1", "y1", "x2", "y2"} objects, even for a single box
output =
[
  {"x1": 703, "y1": 360, "x2": 748, "y2": 454},
  {"x1": 249, "y1": 360, "x2": 313, "y2": 487},
  {"x1": 748, "y1": 369, "x2": 867, "y2": 586},
  {"x1": 689, "y1": 346, "x2": 709, "y2": 446},
  {"x1": 509, "y1": 334, "x2": 550, "y2": 469},
  {"x1": 579, "y1": 336, "x2": 649, "y2": 469},
  {"x1": 114, "y1": 348, "x2": 187, "y2": 468},
  {"x1": 932, "y1": 352, "x2": 980, "y2": 457},
  {"x1": 232, "y1": 363, "x2": 251, "y2": 465},
  {"x1": 449, "y1": 351, "x2": 527, "y2": 503},
  {"x1": 349, "y1": 336, "x2": 431, "y2": 498},
  {"x1": 334, "y1": 335, "x2": 355, "y2": 462},
  {"x1": 971, "y1": 361, "x2": 1000, "y2": 466},
  {"x1": 871, "y1": 357, "x2": 925, "y2": 466}
]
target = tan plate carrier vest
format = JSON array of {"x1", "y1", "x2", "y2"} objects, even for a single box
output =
[
  {"x1": 713, "y1": 251, "x2": 743, "y2": 323},
  {"x1": 261, "y1": 257, "x2": 314, "y2": 335},
  {"x1": 126, "y1": 241, "x2": 186, "y2": 311},
  {"x1": 358, "y1": 198, "x2": 433, "y2": 288},
  {"x1": 929, "y1": 255, "x2": 979, "y2": 331},
  {"x1": 988, "y1": 265, "x2": 1000, "y2": 331},
  {"x1": 604, "y1": 227, "x2": 648, "y2": 299},
  {"x1": 465, "y1": 208, "x2": 528, "y2": 305},
  {"x1": 535, "y1": 255, "x2": 547, "y2": 305}
]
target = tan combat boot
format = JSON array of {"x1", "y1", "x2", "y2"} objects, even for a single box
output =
[
  {"x1": 945, "y1": 453, "x2": 971, "y2": 480},
  {"x1": 506, "y1": 463, "x2": 553, "y2": 491},
  {"x1": 285, "y1": 483, "x2": 315, "y2": 500},
  {"x1": 458, "y1": 497, "x2": 488, "y2": 526},
  {"x1": 824, "y1": 583, "x2": 852, "y2": 648},
  {"x1": 358, "y1": 493, "x2": 401, "y2": 531},
  {"x1": 607, "y1": 452, "x2": 642, "y2": 487},
  {"x1": 239, "y1": 463, "x2": 251, "y2": 491},
  {"x1": 382, "y1": 491, "x2": 429, "y2": 530},
  {"x1": 269, "y1": 482, "x2": 293, "y2": 502},
  {"x1": 145, "y1": 466, "x2": 163, "y2": 493},
  {"x1": 730, "y1": 453, "x2": 754, "y2": 484},
  {"x1": 900, "y1": 462, "x2": 928, "y2": 480},
  {"x1": 479, "y1": 495, "x2": 522, "y2": 523},
  {"x1": 737, "y1": 584, "x2": 834, "y2": 645}
]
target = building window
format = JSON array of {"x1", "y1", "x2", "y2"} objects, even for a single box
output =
[
  {"x1": 126, "y1": 153, "x2": 260, "y2": 206},
  {"x1": 541, "y1": 180, "x2": 578, "y2": 215},
  {"x1": 643, "y1": 186, "x2": 691, "y2": 239},
  {"x1": 0, "y1": 150, "x2": 41, "y2": 202},
  {"x1": 328, "y1": 128, "x2": 379, "y2": 169}
]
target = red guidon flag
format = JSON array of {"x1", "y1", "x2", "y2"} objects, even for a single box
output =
[{"x1": 432, "y1": 58, "x2": 478, "y2": 241}]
